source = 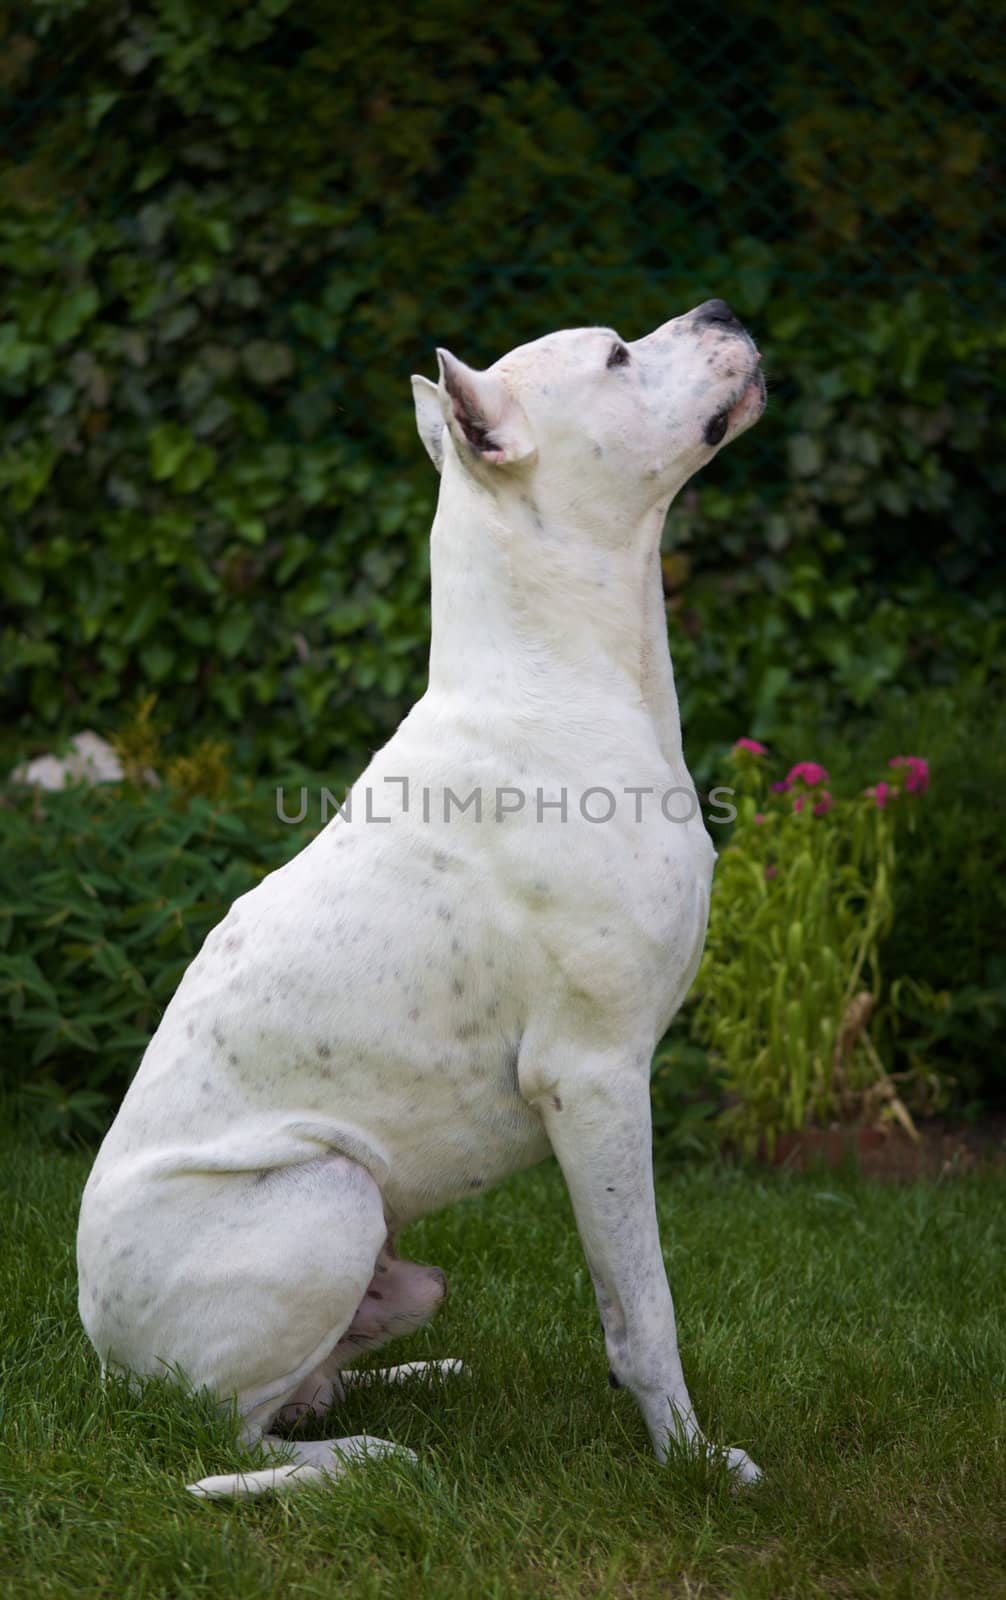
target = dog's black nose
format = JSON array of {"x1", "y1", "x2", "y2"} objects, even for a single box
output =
[{"x1": 694, "y1": 298, "x2": 742, "y2": 329}]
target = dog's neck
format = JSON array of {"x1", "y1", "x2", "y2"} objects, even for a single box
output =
[{"x1": 425, "y1": 447, "x2": 686, "y2": 771}]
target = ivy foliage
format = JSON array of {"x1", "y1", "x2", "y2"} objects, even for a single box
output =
[{"x1": 1, "y1": 0, "x2": 1003, "y2": 774}]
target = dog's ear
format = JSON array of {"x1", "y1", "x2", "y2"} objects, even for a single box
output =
[
  {"x1": 435, "y1": 348, "x2": 536, "y2": 469},
  {"x1": 411, "y1": 375, "x2": 445, "y2": 474}
]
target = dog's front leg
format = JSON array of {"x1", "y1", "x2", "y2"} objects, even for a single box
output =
[{"x1": 526, "y1": 1045, "x2": 760, "y2": 1483}]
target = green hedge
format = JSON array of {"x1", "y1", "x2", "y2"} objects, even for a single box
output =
[{"x1": 2, "y1": 0, "x2": 1003, "y2": 774}]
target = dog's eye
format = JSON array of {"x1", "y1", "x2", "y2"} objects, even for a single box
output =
[{"x1": 606, "y1": 342, "x2": 630, "y2": 369}]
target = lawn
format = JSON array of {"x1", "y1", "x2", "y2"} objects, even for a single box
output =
[{"x1": 1, "y1": 1125, "x2": 1003, "y2": 1600}]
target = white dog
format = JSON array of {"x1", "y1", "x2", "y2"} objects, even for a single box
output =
[{"x1": 77, "y1": 299, "x2": 765, "y2": 1498}]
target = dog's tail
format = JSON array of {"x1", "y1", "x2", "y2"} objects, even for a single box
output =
[{"x1": 186, "y1": 1434, "x2": 416, "y2": 1500}]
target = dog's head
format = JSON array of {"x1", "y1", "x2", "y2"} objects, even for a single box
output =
[{"x1": 412, "y1": 301, "x2": 764, "y2": 519}]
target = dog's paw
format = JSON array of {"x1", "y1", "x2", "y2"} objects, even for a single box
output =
[{"x1": 724, "y1": 1446, "x2": 762, "y2": 1486}]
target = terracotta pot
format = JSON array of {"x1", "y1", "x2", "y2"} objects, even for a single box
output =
[{"x1": 761, "y1": 1124, "x2": 888, "y2": 1171}]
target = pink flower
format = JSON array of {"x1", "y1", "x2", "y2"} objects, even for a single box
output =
[
  {"x1": 764, "y1": 865, "x2": 778, "y2": 880},
  {"x1": 867, "y1": 780, "x2": 893, "y2": 809},
  {"x1": 779, "y1": 761, "x2": 830, "y2": 791},
  {"x1": 889, "y1": 755, "x2": 929, "y2": 794},
  {"x1": 792, "y1": 788, "x2": 831, "y2": 815},
  {"x1": 753, "y1": 812, "x2": 766, "y2": 825},
  {"x1": 733, "y1": 737, "x2": 769, "y2": 756}
]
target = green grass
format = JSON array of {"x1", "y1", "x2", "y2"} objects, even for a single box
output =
[{"x1": 1, "y1": 1125, "x2": 1004, "y2": 1600}]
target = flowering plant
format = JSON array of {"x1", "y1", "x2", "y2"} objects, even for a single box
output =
[{"x1": 692, "y1": 740, "x2": 931, "y2": 1155}]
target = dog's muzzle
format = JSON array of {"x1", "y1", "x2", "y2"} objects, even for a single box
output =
[
  {"x1": 703, "y1": 362, "x2": 765, "y2": 447},
  {"x1": 693, "y1": 299, "x2": 764, "y2": 447}
]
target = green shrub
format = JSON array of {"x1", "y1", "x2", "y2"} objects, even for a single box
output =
[
  {"x1": 789, "y1": 685, "x2": 1006, "y2": 1113},
  {"x1": 685, "y1": 683, "x2": 1006, "y2": 1120},
  {"x1": 690, "y1": 741, "x2": 937, "y2": 1154},
  {"x1": 648, "y1": 1037, "x2": 722, "y2": 1165},
  {"x1": 0, "y1": 775, "x2": 317, "y2": 1139}
]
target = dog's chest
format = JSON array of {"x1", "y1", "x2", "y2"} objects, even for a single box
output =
[{"x1": 498, "y1": 792, "x2": 716, "y2": 1028}]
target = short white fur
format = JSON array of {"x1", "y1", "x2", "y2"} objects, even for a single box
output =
[{"x1": 77, "y1": 302, "x2": 765, "y2": 1497}]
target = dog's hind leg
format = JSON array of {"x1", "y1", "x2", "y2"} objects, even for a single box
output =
[
  {"x1": 188, "y1": 1433, "x2": 417, "y2": 1499},
  {"x1": 272, "y1": 1245, "x2": 453, "y2": 1430},
  {"x1": 182, "y1": 1154, "x2": 435, "y2": 1500}
]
